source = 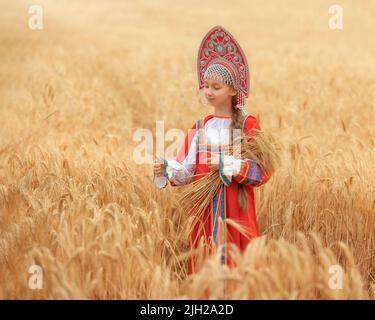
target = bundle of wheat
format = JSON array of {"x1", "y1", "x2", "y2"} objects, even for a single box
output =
[{"x1": 178, "y1": 129, "x2": 282, "y2": 233}]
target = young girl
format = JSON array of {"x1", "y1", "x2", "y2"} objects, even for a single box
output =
[{"x1": 153, "y1": 26, "x2": 272, "y2": 275}]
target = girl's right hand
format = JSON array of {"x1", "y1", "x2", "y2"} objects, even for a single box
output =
[{"x1": 153, "y1": 156, "x2": 165, "y2": 177}]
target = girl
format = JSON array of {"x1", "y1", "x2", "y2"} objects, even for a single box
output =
[{"x1": 153, "y1": 26, "x2": 272, "y2": 275}]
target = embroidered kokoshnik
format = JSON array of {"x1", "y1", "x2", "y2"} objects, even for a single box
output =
[{"x1": 197, "y1": 25, "x2": 250, "y2": 116}]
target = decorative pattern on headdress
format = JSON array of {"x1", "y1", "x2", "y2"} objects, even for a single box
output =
[{"x1": 197, "y1": 25, "x2": 250, "y2": 115}]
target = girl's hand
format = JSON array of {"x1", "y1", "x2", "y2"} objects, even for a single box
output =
[{"x1": 154, "y1": 156, "x2": 165, "y2": 177}]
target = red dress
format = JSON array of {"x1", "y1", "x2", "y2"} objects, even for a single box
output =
[{"x1": 167, "y1": 114, "x2": 271, "y2": 274}]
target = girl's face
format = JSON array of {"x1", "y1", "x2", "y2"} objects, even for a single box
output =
[{"x1": 203, "y1": 79, "x2": 237, "y2": 107}]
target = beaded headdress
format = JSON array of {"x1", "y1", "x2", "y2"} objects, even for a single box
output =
[{"x1": 197, "y1": 25, "x2": 250, "y2": 116}]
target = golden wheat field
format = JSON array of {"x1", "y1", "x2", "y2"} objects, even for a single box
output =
[{"x1": 0, "y1": 0, "x2": 374, "y2": 299}]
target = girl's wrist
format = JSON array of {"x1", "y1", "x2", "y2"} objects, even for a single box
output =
[{"x1": 163, "y1": 159, "x2": 172, "y2": 181}]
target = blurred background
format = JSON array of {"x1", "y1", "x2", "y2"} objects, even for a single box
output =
[{"x1": 0, "y1": 0, "x2": 374, "y2": 299}]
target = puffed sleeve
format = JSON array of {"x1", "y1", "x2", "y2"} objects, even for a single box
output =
[{"x1": 219, "y1": 116, "x2": 271, "y2": 188}]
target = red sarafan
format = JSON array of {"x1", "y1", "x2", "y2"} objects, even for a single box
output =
[{"x1": 164, "y1": 114, "x2": 271, "y2": 274}]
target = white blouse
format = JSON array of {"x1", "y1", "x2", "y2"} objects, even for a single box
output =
[{"x1": 153, "y1": 116, "x2": 242, "y2": 189}]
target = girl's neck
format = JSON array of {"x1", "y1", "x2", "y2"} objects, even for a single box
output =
[{"x1": 213, "y1": 102, "x2": 233, "y2": 118}]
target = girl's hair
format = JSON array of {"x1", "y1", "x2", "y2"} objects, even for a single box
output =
[{"x1": 229, "y1": 94, "x2": 249, "y2": 212}]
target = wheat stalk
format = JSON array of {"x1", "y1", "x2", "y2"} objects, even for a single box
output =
[{"x1": 178, "y1": 129, "x2": 282, "y2": 229}]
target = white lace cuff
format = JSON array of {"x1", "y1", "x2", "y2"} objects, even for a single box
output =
[
  {"x1": 219, "y1": 154, "x2": 242, "y2": 186},
  {"x1": 223, "y1": 155, "x2": 242, "y2": 176}
]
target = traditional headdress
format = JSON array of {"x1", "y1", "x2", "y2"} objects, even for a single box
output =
[{"x1": 197, "y1": 25, "x2": 250, "y2": 116}]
